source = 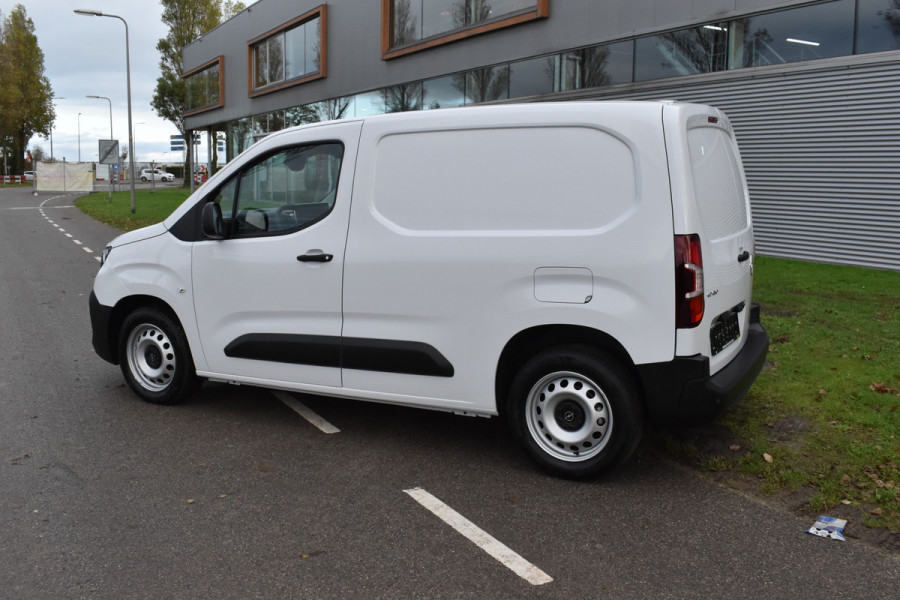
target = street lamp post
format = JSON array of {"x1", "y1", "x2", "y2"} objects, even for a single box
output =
[
  {"x1": 74, "y1": 9, "x2": 136, "y2": 214},
  {"x1": 87, "y1": 94, "x2": 114, "y2": 201},
  {"x1": 77, "y1": 112, "x2": 82, "y2": 162}
]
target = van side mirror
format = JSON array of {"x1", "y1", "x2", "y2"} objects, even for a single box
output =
[{"x1": 201, "y1": 202, "x2": 226, "y2": 239}]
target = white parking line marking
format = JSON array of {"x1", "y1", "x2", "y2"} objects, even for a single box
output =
[
  {"x1": 95, "y1": 256, "x2": 102, "y2": 263},
  {"x1": 82, "y1": 247, "x2": 93, "y2": 253},
  {"x1": 404, "y1": 488, "x2": 553, "y2": 586},
  {"x1": 73, "y1": 239, "x2": 82, "y2": 245},
  {"x1": 272, "y1": 391, "x2": 340, "y2": 434}
]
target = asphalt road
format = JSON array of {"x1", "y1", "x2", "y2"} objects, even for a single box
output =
[{"x1": 1, "y1": 186, "x2": 898, "y2": 599}]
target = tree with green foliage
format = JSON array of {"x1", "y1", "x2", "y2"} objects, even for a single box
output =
[
  {"x1": 151, "y1": 0, "x2": 244, "y2": 182},
  {"x1": 0, "y1": 5, "x2": 54, "y2": 176}
]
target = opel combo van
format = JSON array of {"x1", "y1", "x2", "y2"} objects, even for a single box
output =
[{"x1": 89, "y1": 102, "x2": 768, "y2": 477}]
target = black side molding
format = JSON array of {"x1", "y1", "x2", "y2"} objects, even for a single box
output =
[{"x1": 224, "y1": 334, "x2": 454, "y2": 378}]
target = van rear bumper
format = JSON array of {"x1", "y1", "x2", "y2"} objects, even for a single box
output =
[{"x1": 637, "y1": 303, "x2": 769, "y2": 424}]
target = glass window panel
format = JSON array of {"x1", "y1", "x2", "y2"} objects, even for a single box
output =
[
  {"x1": 253, "y1": 43, "x2": 268, "y2": 88},
  {"x1": 729, "y1": 0, "x2": 855, "y2": 68},
  {"x1": 384, "y1": 83, "x2": 424, "y2": 112},
  {"x1": 423, "y1": 75, "x2": 465, "y2": 109},
  {"x1": 509, "y1": 56, "x2": 553, "y2": 98},
  {"x1": 393, "y1": 0, "x2": 423, "y2": 45},
  {"x1": 267, "y1": 34, "x2": 285, "y2": 84},
  {"x1": 353, "y1": 91, "x2": 386, "y2": 118},
  {"x1": 635, "y1": 25, "x2": 727, "y2": 82},
  {"x1": 212, "y1": 176, "x2": 237, "y2": 219},
  {"x1": 234, "y1": 144, "x2": 343, "y2": 235},
  {"x1": 423, "y1": 0, "x2": 459, "y2": 38},
  {"x1": 226, "y1": 117, "x2": 253, "y2": 157},
  {"x1": 269, "y1": 110, "x2": 285, "y2": 132},
  {"x1": 856, "y1": 0, "x2": 900, "y2": 54},
  {"x1": 470, "y1": 0, "x2": 533, "y2": 25},
  {"x1": 284, "y1": 23, "x2": 306, "y2": 79},
  {"x1": 462, "y1": 65, "x2": 509, "y2": 104},
  {"x1": 306, "y1": 18, "x2": 321, "y2": 74},
  {"x1": 207, "y1": 64, "x2": 220, "y2": 106}
]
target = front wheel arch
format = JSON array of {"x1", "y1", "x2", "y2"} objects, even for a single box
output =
[{"x1": 117, "y1": 305, "x2": 199, "y2": 404}]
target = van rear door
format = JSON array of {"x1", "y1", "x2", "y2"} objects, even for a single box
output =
[{"x1": 664, "y1": 103, "x2": 756, "y2": 375}]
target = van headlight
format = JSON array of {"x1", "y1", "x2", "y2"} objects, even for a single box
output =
[{"x1": 101, "y1": 246, "x2": 112, "y2": 266}]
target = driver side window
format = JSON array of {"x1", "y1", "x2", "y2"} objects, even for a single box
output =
[{"x1": 222, "y1": 142, "x2": 344, "y2": 236}]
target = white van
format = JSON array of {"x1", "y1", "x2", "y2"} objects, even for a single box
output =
[{"x1": 89, "y1": 102, "x2": 768, "y2": 477}]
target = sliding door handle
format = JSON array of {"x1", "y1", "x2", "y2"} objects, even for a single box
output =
[{"x1": 297, "y1": 253, "x2": 334, "y2": 263}]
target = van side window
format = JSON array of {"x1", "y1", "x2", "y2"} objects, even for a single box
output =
[{"x1": 230, "y1": 142, "x2": 344, "y2": 236}]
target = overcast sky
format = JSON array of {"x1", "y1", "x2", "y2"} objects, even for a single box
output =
[{"x1": 2, "y1": 0, "x2": 213, "y2": 167}]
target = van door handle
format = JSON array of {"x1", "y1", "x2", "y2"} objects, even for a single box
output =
[
  {"x1": 297, "y1": 253, "x2": 333, "y2": 263},
  {"x1": 737, "y1": 251, "x2": 751, "y2": 263}
]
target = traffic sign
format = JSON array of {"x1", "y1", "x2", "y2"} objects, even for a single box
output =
[{"x1": 98, "y1": 140, "x2": 119, "y2": 165}]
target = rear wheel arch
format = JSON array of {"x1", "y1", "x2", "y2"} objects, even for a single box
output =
[{"x1": 495, "y1": 325, "x2": 637, "y2": 417}]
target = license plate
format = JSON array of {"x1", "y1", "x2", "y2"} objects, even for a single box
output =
[{"x1": 710, "y1": 310, "x2": 740, "y2": 356}]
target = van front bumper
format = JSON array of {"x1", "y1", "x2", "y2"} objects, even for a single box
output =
[
  {"x1": 637, "y1": 303, "x2": 769, "y2": 424},
  {"x1": 89, "y1": 291, "x2": 118, "y2": 365}
]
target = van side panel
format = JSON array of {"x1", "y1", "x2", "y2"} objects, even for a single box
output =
[{"x1": 341, "y1": 104, "x2": 675, "y2": 414}]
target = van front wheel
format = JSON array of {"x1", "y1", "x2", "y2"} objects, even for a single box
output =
[
  {"x1": 119, "y1": 307, "x2": 198, "y2": 405},
  {"x1": 507, "y1": 345, "x2": 643, "y2": 478}
]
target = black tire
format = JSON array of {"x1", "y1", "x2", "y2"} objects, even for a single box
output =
[
  {"x1": 118, "y1": 307, "x2": 199, "y2": 405},
  {"x1": 506, "y1": 344, "x2": 644, "y2": 478},
  {"x1": 140, "y1": 176, "x2": 148, "y2": 182}
]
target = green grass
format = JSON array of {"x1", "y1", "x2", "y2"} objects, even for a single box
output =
[
  {"x1": 661, "y1": 256, "x2": 900, "y2": 532},
  {"x1": 75, "y1": 188, "x2": 192, "y2": 231},
  {"x1": 74, "y1": 192, "x2": 900, "y2": 532}
]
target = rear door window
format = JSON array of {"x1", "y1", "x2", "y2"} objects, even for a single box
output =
[{"x1": 687, "y1": 127, "x2": 748, "y2": 240}]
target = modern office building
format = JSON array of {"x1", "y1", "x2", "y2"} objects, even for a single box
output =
[{"x1": 182, "y1": 0, "x2": 900, "y2": 270}]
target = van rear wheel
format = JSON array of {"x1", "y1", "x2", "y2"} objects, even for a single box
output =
[
  {"x1": 119, "y1": 307, "x2": 199, "y2": 405},
  {"x1": 507, "y1": 345, "x2": 643, "y2": 478}
]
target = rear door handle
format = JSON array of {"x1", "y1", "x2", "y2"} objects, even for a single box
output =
[
  {"x1": 297, "y1": 253, "x2": 334, "y2": 263},
  {"x1": 737, "y1": 251, "x2": 751, "y2": 263}
]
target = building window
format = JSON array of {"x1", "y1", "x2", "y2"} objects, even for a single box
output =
[
  {"x1": 634, "y1": 24, "x2": 728, "y2": 82},
  {"x1": 854, "y1": 0, "x2": 900, "y2": 54},
  {"x1": 382, "y1": 0, "x2": 548, "y2": 59},
  {"x1": 730, "y1": 0, "x2": 855, "y2": 68},
  {"x1": 249, "y1": 6, "x2": 326, "y2": 97},
  {"x1": 183, "y1": 57, "x2": 224, "y2": 116}
]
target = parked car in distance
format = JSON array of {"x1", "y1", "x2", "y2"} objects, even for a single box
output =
[
  {"x1": 140, "y1": 168, "x2": 175, "y2": 182},
  {"x1": 23, "y1": 171, "x2": 35, "y2": 181}
]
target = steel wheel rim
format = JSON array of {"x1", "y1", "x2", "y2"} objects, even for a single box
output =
[
  {"x1": 126, "y1": 324, "x2": 176, "y2": 392},
  {"x1": 525, "y1": 370, "x2": 613, "y2": 462}
]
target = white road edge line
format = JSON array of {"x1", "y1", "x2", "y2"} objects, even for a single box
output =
[
  {"x1": 271, "y1": 390, "x2": 340, "y2": 434},
  {"x1": 404, "y1": 487, "x2": 553, "y2": 586}
]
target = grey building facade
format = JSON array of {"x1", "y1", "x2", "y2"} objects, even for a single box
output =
[{"x1": 182, "y1": 0, "x2": 900, "y2": 270}]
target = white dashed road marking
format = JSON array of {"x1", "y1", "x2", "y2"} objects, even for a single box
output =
[
  {"x1": 35, "y1": 196, "x2": 104, "y2": 263},
  {"x1": 272, "y1": 390, "x2": 341, "y2": 434},
  {"x1": 404, "y1": 487, "x2": 553, "y2": 586}
]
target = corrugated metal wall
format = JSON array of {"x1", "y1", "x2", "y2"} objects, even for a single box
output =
[{"x1": 559, "y1": 53, "x2": 900, "y2": 271}]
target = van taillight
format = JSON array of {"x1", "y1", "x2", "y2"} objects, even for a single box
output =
[{"x1": 675, "y1": 234, "x2": 704, "y2": 328}]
